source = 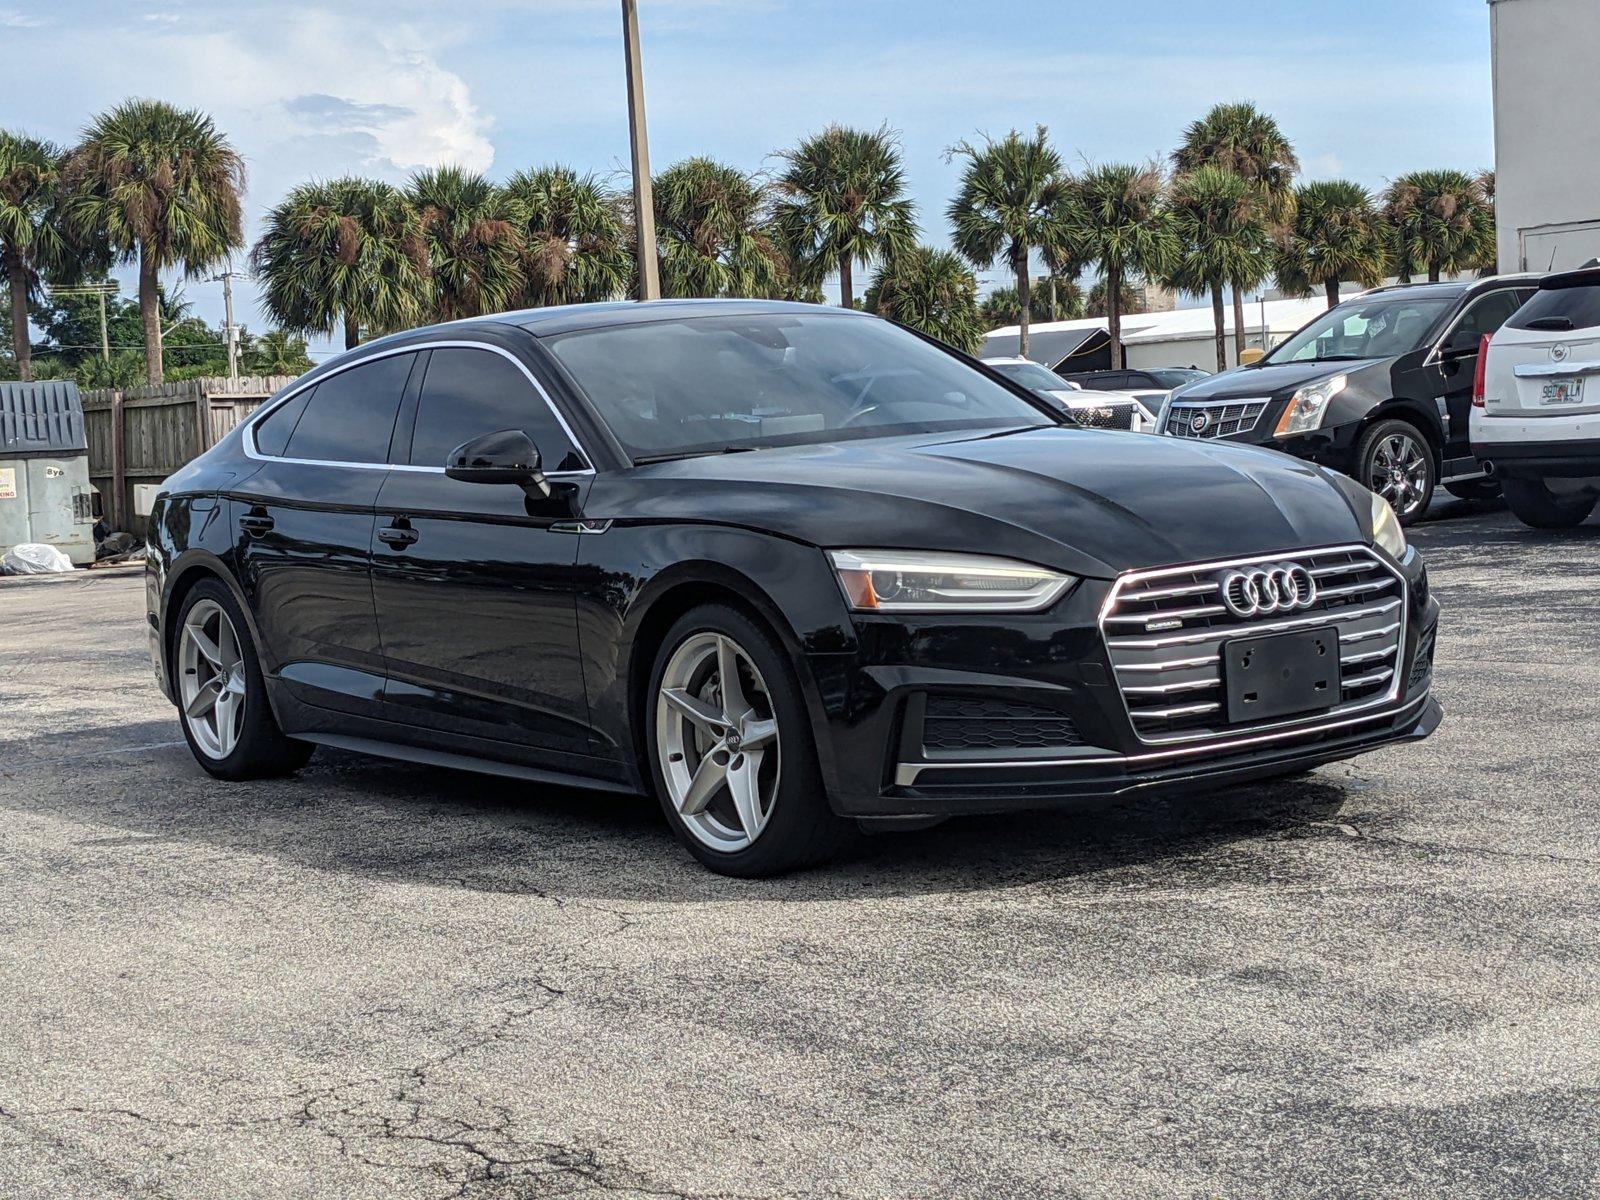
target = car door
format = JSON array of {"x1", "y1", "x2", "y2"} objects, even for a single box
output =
[
  {"x1": 370, "y1": 343, "x2": 595, "y2": 755},
  {"x1": 233, "y1": 350, "x2": 418, "y2": 716},
  {"x1": 1430, "y1": 288, "x2": 1533, "y2": 455}
]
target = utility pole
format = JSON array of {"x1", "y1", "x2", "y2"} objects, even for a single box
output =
[
  {"x1": 97, "y1": 290, "x2": 110, "y2": 363},
  {"x1": 621, "y1": 0, "x2": 660, "y2": 301},
  {"x1": 213, "y1": 270, "x2": 240, "y2": 382}
]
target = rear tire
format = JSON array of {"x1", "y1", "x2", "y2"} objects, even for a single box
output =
[
  {"x1": 173, "y1": 579, "x2": 313, "y2": 781},
  {"x1": 644, "y1": 604, "x2": 855, "y2": 877},
  {"x1": 1502, "y1": 477, "x2": 1597, "y2": 529},
  {"x1": 1356, "y1": 418, "x2": 1435, "y2": 526}
]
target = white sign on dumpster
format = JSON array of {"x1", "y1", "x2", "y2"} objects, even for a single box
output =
[{"x1": 0, "y1": 468, "x2": 15, "y2": 500}]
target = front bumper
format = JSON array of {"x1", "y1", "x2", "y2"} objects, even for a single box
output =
[{"x1": 811, "y1": 547, "x2": 1440, "y2": 819}]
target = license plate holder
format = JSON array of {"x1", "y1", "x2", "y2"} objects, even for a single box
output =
[
  {"x1": 1223, "y1": 626, "x2": 1340, "y2": 723},
  {"x1": 1540, "y1": 377, "x2": 1584, "y2": 405}
]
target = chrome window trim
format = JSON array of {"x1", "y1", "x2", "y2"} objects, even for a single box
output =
[
  {"x1": 1097, "y1": 543, "x2": 1407, "y2": 747},
  {"x1": 241, "y1": 339, "x2": 597, "y2": 478},
  {"x1": 892, "y1": 692, "x2": 1430, "y2": 785}
]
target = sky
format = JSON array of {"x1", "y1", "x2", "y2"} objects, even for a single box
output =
[{"x1": 1, "y1": 0, "x2": 1496, "y2": 360}]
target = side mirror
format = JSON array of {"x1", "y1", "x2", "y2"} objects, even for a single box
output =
[{"x1": 445, "y1": 429, "x2": 551, "y2": 498}]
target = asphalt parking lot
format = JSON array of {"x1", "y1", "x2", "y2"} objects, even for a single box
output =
[{"x1": 2, "y1": 499, "x2": 1597, "y2": 1200}]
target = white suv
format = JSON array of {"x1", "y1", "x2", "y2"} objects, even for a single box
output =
[
  {"x1": 1472, "y1": 267, "x2": 1600, "y2": 527},
  {"x1": 982, "y1": 357, "x2": 1153, "y2": 432}
]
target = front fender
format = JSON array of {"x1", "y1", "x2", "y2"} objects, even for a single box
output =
[{"x1": 574, "y1": 522, "x2": 857, "y2": 795}]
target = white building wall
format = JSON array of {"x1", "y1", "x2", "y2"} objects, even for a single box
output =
[{"x1": 1491, "y1": 0, "x2": 1600, "y2": 271}]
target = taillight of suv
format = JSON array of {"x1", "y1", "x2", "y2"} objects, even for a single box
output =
[{"x1": 1471, "y1": 333, "x2": 1492, "y2": 407}]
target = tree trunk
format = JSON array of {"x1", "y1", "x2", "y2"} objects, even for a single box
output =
[
  {"x1": 1325, "y1": 278, "x2": 1341, "y2": 309},
  {"x1": 838, "y1": 252, "x2": 854, "y2": 310},
  {"x1": 1016, "y1": 251, "x2": 1031, "y2": 360},
  {"x1": 6, "y1": 255, "x2": 31, "y2": 382},
  {"x1": 139, "y1": 244, "x2": 162, "y2": 385},
  {"x1": 1211, "y1": 282, "x2": 1227, "y2": 373},
  {"x1": 1049, "y1": 277, "x2": 1058, "y2": 322},
  {"x1": 344, "y1": 313, "x2": 361, "y2": 350},
  {"x1": 1428, "y1": 258, "x2": 1442, "y2": 284},
  {"x1": 1231, "y1": 284, "x2": 1246, "y2": 363},
  {"x1": 1107, "y1": 263, "x2": 1123, "y2": 370}
]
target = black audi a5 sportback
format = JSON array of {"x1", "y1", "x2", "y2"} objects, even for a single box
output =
[
  {"x1": 1157, "y1": 276, "x2": 1540, "y2": 523},
  {"x1": 147, "y1": 300, "x2": 1441, "y2": 876}
]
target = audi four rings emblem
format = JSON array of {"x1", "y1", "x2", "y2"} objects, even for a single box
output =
[{"x1": 1220, "y1": 562, "x2": 1318, "y2": 617}]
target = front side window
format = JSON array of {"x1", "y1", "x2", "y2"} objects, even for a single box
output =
[
  {"x1": 252, "y1": 388, "x2": 313, "y2": 457},
  {"x1": 408, "y1": 348, "x2": 585, "y2": 472},
  {"x1": 1267, "y1": 296, "x2": 1457, "y2": 364},
  {"x1": 543, "y1": 313, "x2": 1053, "y2": 461},
  {"x1": 1453, "y1": 290, "x2": 1526, "y2": 342},
  {"x1": 279, "y1": 353, "x2": 415, "y2": 464}
]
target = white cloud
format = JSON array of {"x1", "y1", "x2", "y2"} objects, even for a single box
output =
[{"x1": 0, "y1": 7, "x2": 46, "y2": 25}]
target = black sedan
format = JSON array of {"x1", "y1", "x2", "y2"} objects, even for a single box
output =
[{"x1": 146, "y1": 300, "x2": 1441, "y2": 876}]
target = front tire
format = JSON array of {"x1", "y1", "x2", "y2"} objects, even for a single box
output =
[
  {"x1": 173, "y1": 579, "x2": 313, "y2": 781},
  {"x1": 645, "y1": 604, "x2": 854, "y2": 877},
  {"x1": 1356, "y1": 418, "x2": 1435, "y2": 526},
  {"x1": 1502, "y1": 477, "x2": 1597, "y2": 529}
]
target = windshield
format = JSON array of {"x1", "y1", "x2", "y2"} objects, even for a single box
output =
[
  {"x1": 1144, "y1": 368, "x2": 1208, "y2": 387},
  {"x1": 990, "y1": 361, "x2": 1071, "y2": 391},
  {"x1": 1265, "y1": 295, "x2": 1457, "y2": 364},
  {"x1": 545, "y1": 313, "x2": 1055, "y2": 460}
]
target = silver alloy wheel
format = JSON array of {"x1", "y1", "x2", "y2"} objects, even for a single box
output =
[
  {"x1": 1368, "y1": 430, "x2": 1430, "y2": 518},
  {"x1": 654, "y1": 631, "x2": 780, "y2": 852},
  {"x1": 178, "y1": 598, "x2": 247, "y2": 761}
]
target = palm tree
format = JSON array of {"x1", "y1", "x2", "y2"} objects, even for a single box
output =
[
  {"x1": 1065, "y1": 164, "x2": 1179, "y2": 369},
  {"x1": 1275, "y1": 180, "x2": 1388, "y2": 308},
  {"x1": 406, "y1": 166, "x2": 526, "y2": 321},
  {"x1": 947, "y1": 126, "x2": 1071, "y2": 359},
  {"x1": 62, "y1": 99, "x2": 246, "y2": 384},
  {"x1": 1173, "y1": 102, "x2": 1299, "y2": 356},
  {"x1": 773, "y1": 124, "x2": 917, "y2": 309},
  {"x1": 864, "y1": 246, "x2": 984, "y2": 353},
  {"x1": 980, "y1": 278, "x2": 1080, "y2": 329},
  {"x1": 504, "y1": 165, "x2": 633, "y2": 307},
  {"x1": 653, "y1": 158, "x2": 783, "y2": 299},
  {"x1": 1085, "y1": 277, "x2": 1146, "y2": 319},
  {"x1": 250, "y1": 177, "x2": 428, "y2": 350},
  {"x1": 1166, "y1": 166, "x2": 1274, "y2": 371},
  {"x1": 248, "y1": 329, "x2": 313, "y2": 376},
  {"x1": 1383, "y1": 170, "x2": 1495, "y2": 283},
  {"x1": 0, "y1": 132, "x2": 71, "y2": 381}
]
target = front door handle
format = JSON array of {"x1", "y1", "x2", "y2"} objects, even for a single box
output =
[
  {"x1": 377, "y1": 522, "x2": 419, "y2": 549},
  {"x1": 238, "y1": 510, "x2": 274, "y2": 536}
]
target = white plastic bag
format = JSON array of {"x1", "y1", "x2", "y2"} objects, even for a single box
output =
[{"x1": 2, "y1": 543, "x2": 74, "y2": 575}]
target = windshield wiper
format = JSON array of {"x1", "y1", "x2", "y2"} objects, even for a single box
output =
[{"x1": 631, "y1": 445, "x2": 758, "y2": 465}]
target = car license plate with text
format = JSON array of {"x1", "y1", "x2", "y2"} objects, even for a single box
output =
[{"x1": 1541, "y1": 377, "x2": 1584, "y2": 405}]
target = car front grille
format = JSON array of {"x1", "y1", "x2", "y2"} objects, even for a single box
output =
[
  {"x1": 1101, "y1": 546, "x2": 1407, "y2": 744},
  {"x1": 1070, "y1": 402, "x2": 1139, "y2": 431},
  {"x1": 1164, "y1": 400, "x2": 1269, "y2": 439},
  {"x1": 921, "y1": 696, "x2": 1084, "y2": 752}
]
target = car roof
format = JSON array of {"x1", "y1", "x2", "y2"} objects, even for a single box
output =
[{"x1": 1363, "y1": 274, "x2": 1542, "y2": 302}]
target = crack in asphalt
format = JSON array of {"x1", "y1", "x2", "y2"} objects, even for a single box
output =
[{"x1": 2, "y1": 980, "x2": 745, "y2": 1199}]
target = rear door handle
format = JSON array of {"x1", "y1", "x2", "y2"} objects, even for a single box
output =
[
  {"x1": 377, "y1": 522, "x2": 419, "y2": 549},
  {"x1": 238, "y1": 510, "x2": 274, "y2": 536}
]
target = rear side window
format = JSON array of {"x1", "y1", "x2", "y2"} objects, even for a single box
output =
[
  {"x1": 252, "y1": 388, "x2": 313, "y2": 457},
  {"x1": 280, "y1": 354, "x2": 415, "y2": 464},
  {"x1": 408, "y1": 348, "x2": 585, "y2": 472},
  {"x1": 1454, "y1": 290, "x2": 1527, "y2": 340},
  {"x1": 1506, "y1": 283, "x2": 1600, "y2": 333}
]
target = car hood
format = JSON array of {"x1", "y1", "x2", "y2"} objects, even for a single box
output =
[
  {"x1": 1174, "y1": 358, "x2": 1386, "y2": 400},
  {"x1": 598, "y1": 426, "x2": 1368, "y2": 578}
]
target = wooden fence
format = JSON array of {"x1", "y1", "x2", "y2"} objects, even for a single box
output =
[{"x1": 81, "y1": 376, "x2": 296, "y2": 535}]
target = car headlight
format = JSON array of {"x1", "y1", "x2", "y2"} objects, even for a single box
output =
[
  {"x1": 1275, "y1": 374, "x2": 1348, "y2": 438},
  {"x1": 828, "y1": 550, "x2": 1074, "y2": 613},
  {"x1": 1370, "y1": 490, "x2": 1407, "y2": 558}
]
